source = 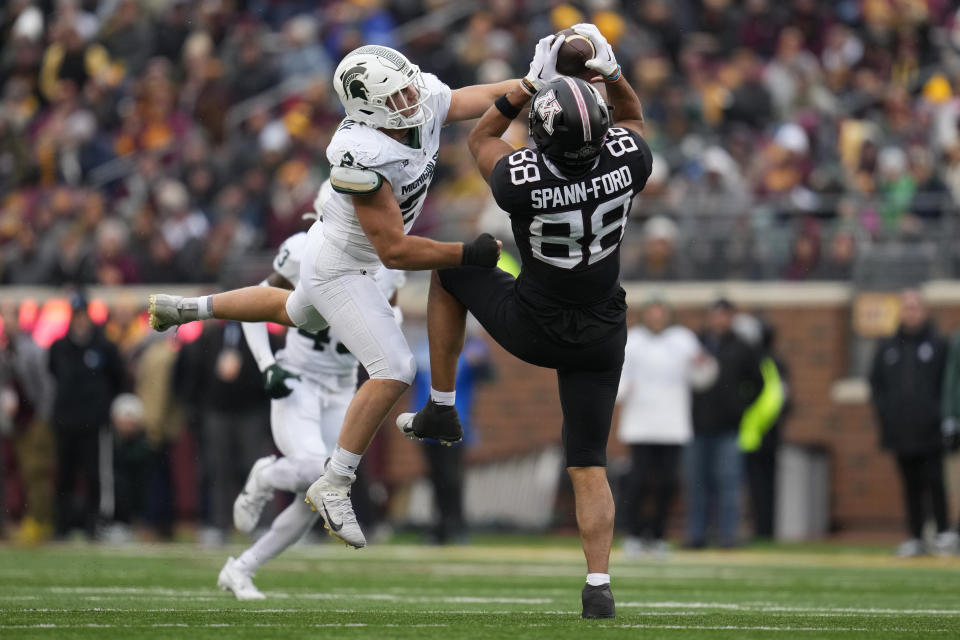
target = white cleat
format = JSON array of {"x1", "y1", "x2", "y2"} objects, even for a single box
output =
[
  {"x1": 233, "y1": 455, "x2": 277, "y2": 534},
  {"x1": 217, "y1": 557, "x2": 265, "y2": 600},
  {"x1": 305, "y1": 473, "x2": 366, "y2": 548},
  {"x1": 148, "y1": 294, "x2": 201, "y2": 331},
  {"x1": 933, "y1": 531, "x2": 959, "y2": 556},
  {"x1": 895, "y1": 538, "x2": 926, "y2": 557}
]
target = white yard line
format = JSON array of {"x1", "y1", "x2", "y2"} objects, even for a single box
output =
[
  {"x1": 0, "y1": 623, "x2": 449, "y2": 630},
  {"x1": 620, "y1": 601, "x2": 960, "y2": 615},
  {"x1": 43, "y1": 586, "x2": 550, "y2": 604}
]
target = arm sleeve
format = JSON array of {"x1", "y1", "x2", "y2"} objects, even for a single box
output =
[
  {"x1": 240, "y1": 280, "x2": 277, "y2": 371},
  {"x1": 424, "y1": 73, "x2": 453, "y2": 126}
]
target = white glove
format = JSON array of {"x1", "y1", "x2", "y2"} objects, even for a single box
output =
[
  {"x1": 572, "y1": 22, "x2": 619, "y2": 79},
  {"x1": 524, "y1": 35, "x2": 563, "y2": 92}
]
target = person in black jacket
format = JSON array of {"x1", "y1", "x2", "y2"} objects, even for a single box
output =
[
  {"x1": 177, "y1": 320, "x2": 271, "y2": 545},
  {"x1": 48, "y1": 292, "x2": 126, "y2": 538},
  {"x1": 869, "y1": 289, "x2": 955, "y2": 556},
  {"x1": 686, "y1": 298, "x2": 763, "y2": 548}
]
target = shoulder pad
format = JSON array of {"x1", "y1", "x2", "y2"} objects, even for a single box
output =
[{"x1": 330, "y1": 166, "x2": 383, "y2": 195}]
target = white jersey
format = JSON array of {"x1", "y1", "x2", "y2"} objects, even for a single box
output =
[
  {"x1": 271, "y1": 229, "x2": 406, "y2": 383},
  {"x1": 320, "y1": 72, "x2": 452, "y2": 263},
  {"x1": 617, "y1": 325, "x2": 702, "y2": 445}
]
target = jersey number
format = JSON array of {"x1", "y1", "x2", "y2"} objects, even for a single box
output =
[
  {"x1": 508, "y1": 149, "x2": 540, "y2": 186},
  {"x1": 529, "y1": 192, "x2": 632, "y2": 269},
  {"x1": 605, "y1": 128, "x2": 639, "y2": 157},
  {"x1": 298, "y1": 328, "x2": 351, "y2": 355}
]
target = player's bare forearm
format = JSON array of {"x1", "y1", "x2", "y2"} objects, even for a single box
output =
[
  {"x1": 376, "y1": 234, "x2": 464, "y2": 271},
  {"x1": 467, "y1": 85, "x2": 532, "y2": 181},
  {"x1": 605, "y1": 76, "x2": 644, "y2": 135},
  {"x1": 447, "y1": 79, "x2": 526, "y2": 123},
  {"x1": 354, "y1": 186, "x2": 462, "y2": 270}
]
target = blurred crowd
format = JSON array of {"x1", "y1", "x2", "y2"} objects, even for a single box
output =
[{"x1": 4, "y1": 1, "x2": 960, "y2": 285}]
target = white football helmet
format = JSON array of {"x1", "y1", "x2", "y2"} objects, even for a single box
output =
[{"x1": 333, "y1": 45, "x2": 433, "y2": 130}]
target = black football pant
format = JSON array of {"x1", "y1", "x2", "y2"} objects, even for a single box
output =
[
  {"x1": 623, "y1": 444, "x2": 681, "y2": 540},
  {"x1": 438, "y1": 266, "x2": 625, "y2": 468},
  {"x1": 895, "y1": 451, "x2": 948, "y2": 539}
]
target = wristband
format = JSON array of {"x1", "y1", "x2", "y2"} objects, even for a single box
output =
[
  {"x1": 603, "y1": 65, "x2": 622, "y2": 83},
  {"x1": 494, "y1": 94, "x2": 521, "y2": 119},
  {"x1": 520, "y1": 77, "x2": 536, "y2": 96}
]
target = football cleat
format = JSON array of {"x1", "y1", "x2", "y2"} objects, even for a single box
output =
[
  {"x1": 217, "y1": 557, "x2": 265, "y2": 600},
  {"x1": 895, "y1": 538, "x2": 926, "y2": 558},
  {"x1": 305, "y1": 472, "x2": 366, "y2": 548},
  {"x1": 933, "y1": 531, "x2": 959, "y2": 555},
  {"x1": 581, "y1": 583, "x2": 616, "y2": 619},
  {"x1": 148, "y1": 294, "x2": 201, "y2": 331},
  {"x1": 395, "y1": 400, "x2": 463, "y2": 445},
  {"x1": 233, "y1": 455, "x2": 277, "y2": 534}
]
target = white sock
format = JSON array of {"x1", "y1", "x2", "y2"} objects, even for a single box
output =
[
  {"x1": 586, "y1": 573, "x2": 610, "y2": 586},
  {"x1": 196, "y1": 295, "x2": 214, "y2": 319},
  {"x1": 328, "y1": 445, "x2": 362, "y2": 480},
  {"x1": 234, "y1": 495, "x2": 318, "y2": 574},
  {"x1": 430, "y1": 388, "x2": 456, "y2": 406},
  {"x1": 259, "y1": 457, "x2": 325, "y2": 493}
]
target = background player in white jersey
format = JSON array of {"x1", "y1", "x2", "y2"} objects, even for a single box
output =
[
  {"x1": 217, "y1": 215, "x2": 406, "y2": 600},
  {"x1": 148, "y1": 43, "x2": 563, "y2": 547}
]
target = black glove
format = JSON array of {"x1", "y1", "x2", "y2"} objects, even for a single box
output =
[
  {"x1": 943, "y1": 418, "x2": 960, "y2": 452},
  {"x1": 262, "y1": 363, "x2": 300, "y2": 399},
  {"x1": 461, "y1": 233, "x2": 500, "y2": 267}
]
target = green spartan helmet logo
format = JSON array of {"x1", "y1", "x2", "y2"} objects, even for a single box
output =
[{"x1": 342, "y1": 66, "x2": 369, "y2": 100}]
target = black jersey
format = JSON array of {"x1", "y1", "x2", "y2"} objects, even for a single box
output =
[{"x1": 489, "y1": 127, "x2": 653, "y2": 344}]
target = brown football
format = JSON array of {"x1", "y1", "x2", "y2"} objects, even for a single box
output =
[{"x1": 554, "y1": 28, "x2": 597, "y2": 80}]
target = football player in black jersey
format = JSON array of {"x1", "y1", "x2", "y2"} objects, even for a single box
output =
[{"x1": 396, "y1": 24, "x2": 653, "y2": 619}]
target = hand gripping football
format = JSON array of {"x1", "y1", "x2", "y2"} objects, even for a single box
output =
[{"x1": 554, "y1": 28, "x2": 597, "y2": 80}]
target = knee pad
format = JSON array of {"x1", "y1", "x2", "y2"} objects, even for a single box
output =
[
  {"x1": 367, "y1": 349, "x2": 417, "y2": 386},
  {"x1": 285, "y1": 286, "x2": 328, "y2": 332}
]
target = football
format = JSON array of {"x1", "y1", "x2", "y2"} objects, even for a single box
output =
[{"x1": 554, "y1": 28, "x2": 597, "y2": 80}]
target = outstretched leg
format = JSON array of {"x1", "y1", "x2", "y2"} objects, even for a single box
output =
[{"x1": 149, "y1": 287, "x2": 294, "y2": 331}]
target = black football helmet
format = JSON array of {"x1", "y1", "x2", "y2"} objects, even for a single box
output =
[{"x1": 528, "y1": 76, "x2": 611, "y2": 172}]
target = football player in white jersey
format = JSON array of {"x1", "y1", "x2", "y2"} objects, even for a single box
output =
[
  {"x1": 216, "y1": 213, "x2": 405, "y2": 600},
  {"x1": 148, "y1": 42, "x2": 561, "y2": 547}
]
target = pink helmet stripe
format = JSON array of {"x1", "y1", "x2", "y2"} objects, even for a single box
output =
[{"x1": 560, "y1": 76, "x2": 590, "y2": 142}]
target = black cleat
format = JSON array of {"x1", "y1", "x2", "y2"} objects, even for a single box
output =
[
  {"x1": 395, "y1": 400, "x2": 463, "y2": 445},
  {"x1": 581, "y1": 583, "x2": 616, "y2": 619}
]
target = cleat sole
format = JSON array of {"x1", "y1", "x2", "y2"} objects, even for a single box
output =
[{"x1": 147, "y1": 295, "x2": 159, "y2": 330}]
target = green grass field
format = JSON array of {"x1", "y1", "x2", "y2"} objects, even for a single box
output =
[{"x1": 1, "y1": 538, "x2": 959, "y2": 638}]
